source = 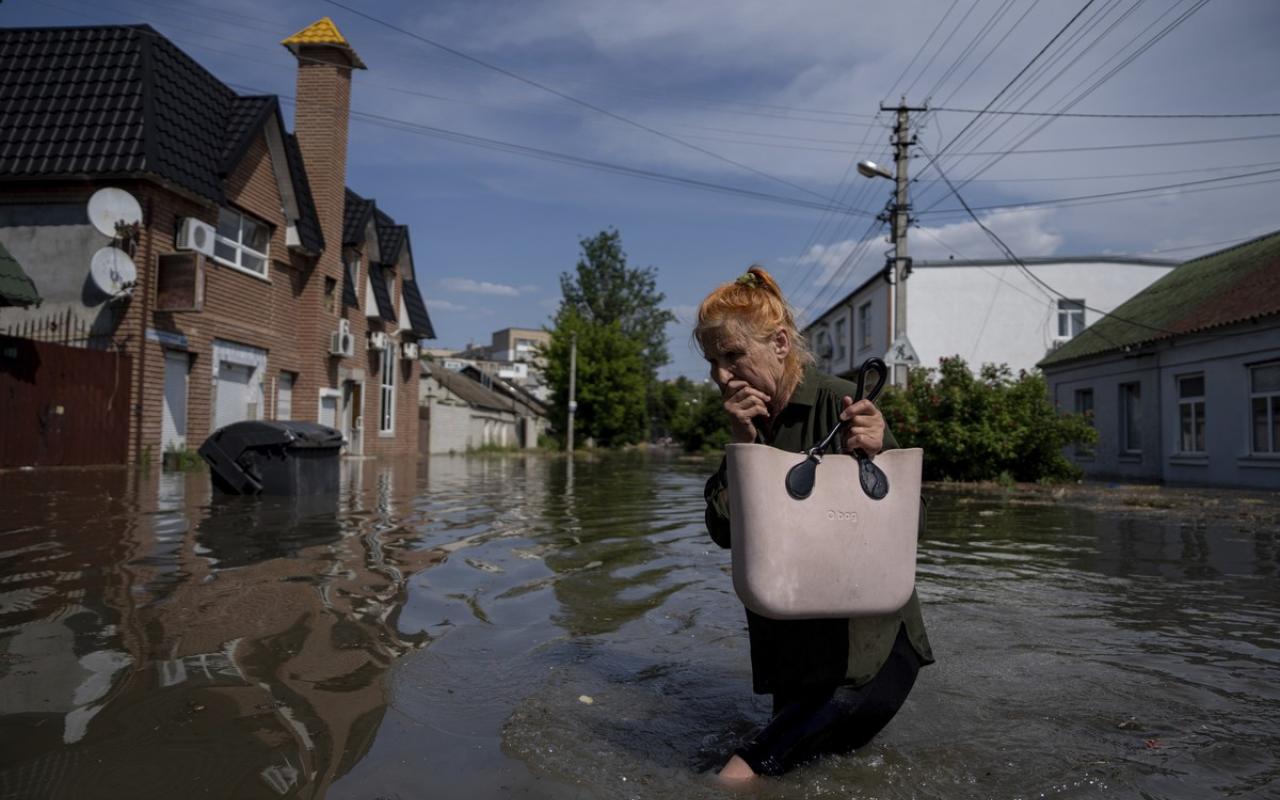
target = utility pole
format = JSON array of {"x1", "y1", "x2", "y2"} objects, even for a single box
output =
[
  {"x1": 879, "y1": 101, "x2": 925, "y2": 387},
  {"x1": 566, "y1": 331, "x2": 577, "y2": 452}
]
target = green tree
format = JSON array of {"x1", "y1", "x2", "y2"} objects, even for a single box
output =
[
  {"x1": 876, "y1": 357, "x2": 1096, "y2": 482},
  {"x1": 544, "y1": 309, "x2": 649, "y2": 448},
  {"x1": 669, "y1": 380, "x2": 732, "y2": 452},
  {"x1": 559, "y1": 228, "x2": 675, "y2": 378}
]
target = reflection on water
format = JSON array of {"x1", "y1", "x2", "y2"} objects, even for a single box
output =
[{"x1": 1, "y1": 454, "x2": 1278, "y2": 799}]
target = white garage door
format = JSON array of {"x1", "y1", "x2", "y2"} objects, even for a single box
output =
[{"x1": 214, "y1": 361, "x2": 255, "y2": 431}]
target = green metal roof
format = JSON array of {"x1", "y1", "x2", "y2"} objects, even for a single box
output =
[
  {"x1": 1040, "y1": 230, "x2": 1280, "y2": 368},
  {"x1": 0, "y1": 240, "x2": 41, "y2": 308}
]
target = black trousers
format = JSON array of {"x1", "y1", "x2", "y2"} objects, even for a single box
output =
[{"x1": 735, "y1": 625, "x2": 922, "y2": 777}]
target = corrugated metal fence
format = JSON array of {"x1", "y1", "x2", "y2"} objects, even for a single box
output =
[{"x1": 0, "y1": 335, "x2": 132, "y2": 467}]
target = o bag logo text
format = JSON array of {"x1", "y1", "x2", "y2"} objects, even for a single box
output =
[{"x1": 826, "y1": 510, "x2": 859, "y2": 523}]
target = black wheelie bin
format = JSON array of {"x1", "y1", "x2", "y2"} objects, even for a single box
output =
[{"x1": 199, "y1": 421, "x2": 344, "y2": 496}]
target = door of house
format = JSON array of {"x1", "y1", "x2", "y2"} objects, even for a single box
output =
[
  {"x1": 342, "y1": 381, "x2": 363, "y2": 455},
  {"x1": 162, "y1": 350, "x2": 188, "y2": 450},
  {"x1": 214, "y1": 361, "x2": 254, "y2": 431}
]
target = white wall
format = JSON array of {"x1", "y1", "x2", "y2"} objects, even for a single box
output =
[
  {"x1": 908, "y1": 260, "x2": 1173, "y2": 373},
  {"x1": 809, "y1": 280, "x2": 890, "y2": 377}
]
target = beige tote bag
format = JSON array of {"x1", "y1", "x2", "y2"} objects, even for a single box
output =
[{"x1": 725, "y1": 358, "x2": 923, "y2": 620}]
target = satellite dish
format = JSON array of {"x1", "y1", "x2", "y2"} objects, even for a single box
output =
[
  {"x1": 90, "y1": 246, "x2": 138, "y2": 297},
  {"x1": 87, "y1": 187, "x2": 143, "y2": 237}
]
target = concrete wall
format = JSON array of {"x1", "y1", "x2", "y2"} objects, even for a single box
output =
[
  {"x1": 0, "y1": 203, "x2": 128, "y2": 343},
  {"x1": 1045, "y1": 322, "x2": 1280, "y2": 488},
  {"x1": 419, "y1": 372, "x2": 524, "y2": 454},
  {"x1": 908, "y1": 260, "x2": 1172, "y2": 373}
]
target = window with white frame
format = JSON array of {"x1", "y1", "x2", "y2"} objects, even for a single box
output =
[
  {"x1": 1177, "y1": 374, "x2": 1205, "y2": 454},
  {"x1": 834, "y1": 318, "x2": 847, "y2": 361},
  {"x1": 858, "y1": 302, "x2": 872, "y2": 350},
  {"x1": 213, "y1": 207, "x2": 270, "y2": 276},
  {"x1": 1120, "y1": 382, "x2": 1142, "y2": 453},
  {"x1": 1249, "y1": 362, "x2": 1280, "y2": 454},
  {"x1": 1057, "y1": 299, "x2": 1085, "y2": 340},
  {"x1": 1074, "y1": 388, "x2": 1094, "y2": 456},
  {"x1": 379, "y1": 344, "x2": 395, "y2": 433}
]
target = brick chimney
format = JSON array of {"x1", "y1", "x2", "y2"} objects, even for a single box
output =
[{"x1": 281, "y1": 17, "x2": 365, "y2": 270}]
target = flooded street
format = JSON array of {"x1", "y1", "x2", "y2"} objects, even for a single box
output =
[{"x1": 1, "y1": 452, "x2": 1278, "y2": 799}]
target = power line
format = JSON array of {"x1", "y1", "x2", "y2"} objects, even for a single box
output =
[
  {"x1": 903, "y1": 0, "x2": 982, "y2": 100},
  {"x1": 319, "y1": 0, "x2": 832, "y2": 204},
  {"x1": 923, "y1": 0, "x2": 1021, "y2": 103},
  {"x1": 936, "y1": 0, "x2": 1046, "y2": 108},
  {"x1": 933, "y1": 0, "x2": 1099, "y2": 159},
  {"x1": 942, "y1": 131, "x2": 1280, "y2": 156},
  {"x1": 916, "y1": 141, "x2": 1192, "y2": 344},
  {"x1": 884, "y1": 0, "x2": 960, "y2": 103},
  {"x1": 234, "y1": 84, "x2": 875, "y2": 219},
  {"x1": 918, "y1": 167, "x2": 1280, "y2": 218},
  {"x1": 917, "y1": 0, "x2": 1214, "y2": 213},
  {"x1": 913, "y1": 159, "x2": 1280, "y2": 184},
  {"x1": 931, "y1": 106, "x2": 1280, "y2": 119}
]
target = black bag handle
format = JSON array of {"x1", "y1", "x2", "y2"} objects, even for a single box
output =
[{"x1": 785, "y1": 358, "x2": 890, "y2": 501}]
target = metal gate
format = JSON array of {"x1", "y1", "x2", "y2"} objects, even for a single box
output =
[{"x1": 0, "y1": 335, "x2": 132, "y2": 467}]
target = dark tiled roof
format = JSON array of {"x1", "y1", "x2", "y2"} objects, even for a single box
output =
[
  {"x1": 1041, "y1": 230, "x2": 1280, "y2": 368},
  {"x1": 367, "y1": 263, "x2": 397, "y2": 322},
  {"x1": 378, "y1": 224, "x2": 407, "y2": 265},
  {"x1": 402, "y1": 279, "x2": 435, "y2": 339},
  {"x1": 0, "y1": 26, "x2": 149, "y2": 179},
  {"x1": 0, "y1": 241, "x2": 41, "y2": 308},
  {"x1": 343, "y1": 187, "x2": 375, "y2": 246},
  {"x1": 0, "y1": 25, "x2": 322, "y2": 250},
  {"x1": 371, "y1": 207, "x2": 406, "y2": 262},
  {"x1": 426, "y1": 361, "x2": 515, "y2": 413},
  {"x1": 346, "y1": 191, "x2": 431, "y2": 337},
  {"x1": 282, "y1": 131, "x2": 323, "y2": 253},
  {"x1": 219, "y1": 95, "x2": 275, "y2": 174}
]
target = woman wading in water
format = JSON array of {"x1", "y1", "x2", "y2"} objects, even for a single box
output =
[{"x1": 697, "y1": 266, "x2": 933, "y2": 779}]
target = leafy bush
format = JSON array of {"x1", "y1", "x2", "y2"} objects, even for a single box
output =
[{"x1": 876, "y1": 357, "x2": 1096, "y2": 483}]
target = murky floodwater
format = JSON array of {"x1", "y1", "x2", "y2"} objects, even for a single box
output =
[{"x1": 1, "y1": 453, "x2": 1277, "y2": 800}]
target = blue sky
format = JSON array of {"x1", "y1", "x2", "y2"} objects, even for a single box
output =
[{"x1": 10, "y1": 0, "x2": 1280, "y2": 378}]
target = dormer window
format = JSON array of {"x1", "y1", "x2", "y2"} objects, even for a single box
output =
[{"x1": 214, "y1": 207, "x2": 270, "y2": 278}]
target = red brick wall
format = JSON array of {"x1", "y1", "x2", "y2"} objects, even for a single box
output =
[{"x1": 6, "y1": 43, "x2": 424, "y2": 465}]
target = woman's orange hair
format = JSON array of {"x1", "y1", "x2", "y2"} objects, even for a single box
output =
[{"x1": 694, "y1": 265, "x2": 813, "y2": 386}]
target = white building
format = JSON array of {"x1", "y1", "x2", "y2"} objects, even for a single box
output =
[
  {"x1": 1040, "y1": 232, "x2": 1280, "y2": 488},
  {"x1": 804, "y1": 256, "x2": 1176, "y2": 379},
  {"x1": 419, "y1": 361, "x2": 547, "y2": 454}
]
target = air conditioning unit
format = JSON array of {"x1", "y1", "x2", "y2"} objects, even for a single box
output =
[
  {"x1": 176, "y1": 217, "x2": 217, "y2": 257},
  {"x1": 401, "y1": 341, "x2": 420, "y2": 361},
  {"x1": 368, "y1": 331, "x2": 390, "y2": 351},
  {"x1": 330, "y1": 319, "x2": 354, "y2": 357}
]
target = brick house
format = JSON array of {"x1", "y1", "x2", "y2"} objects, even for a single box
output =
[{"x1": 0, "y1": 19, "x2": 433, "y2": 465}]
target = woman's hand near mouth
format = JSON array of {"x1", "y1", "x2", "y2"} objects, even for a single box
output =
[{"x1": 722, "y1": 379, "x2": 772, "y2": 443}]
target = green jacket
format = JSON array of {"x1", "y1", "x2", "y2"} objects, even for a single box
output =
[{"x1": 704, "y1": 365, "x2": 934, "y2": 694}]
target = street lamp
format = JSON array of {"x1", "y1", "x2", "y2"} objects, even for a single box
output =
[
  {"x1": 856, "y1": 160, "x2": 894, "y2": 181},
  {"x1": 858, "y1": 106, "x2": 919, "y2": 387}
]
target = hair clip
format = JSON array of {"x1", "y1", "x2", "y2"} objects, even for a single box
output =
[{"x1": 735, "y1": 272, "x2": 758, "y2": 287}]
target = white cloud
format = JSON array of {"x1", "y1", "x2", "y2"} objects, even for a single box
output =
[
  {"x1": 439, "y1": 277, "x2": 521, "y2": 296},
  {"x1": 785, "y1": 207, "x2": 1063, "y2": 320},
  {"x1": 428, "y1": 299, "x2": 469, "y2": 313},
  {"x1": 912, "y1": 208, "x2": 1064, "y2": 261}
]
